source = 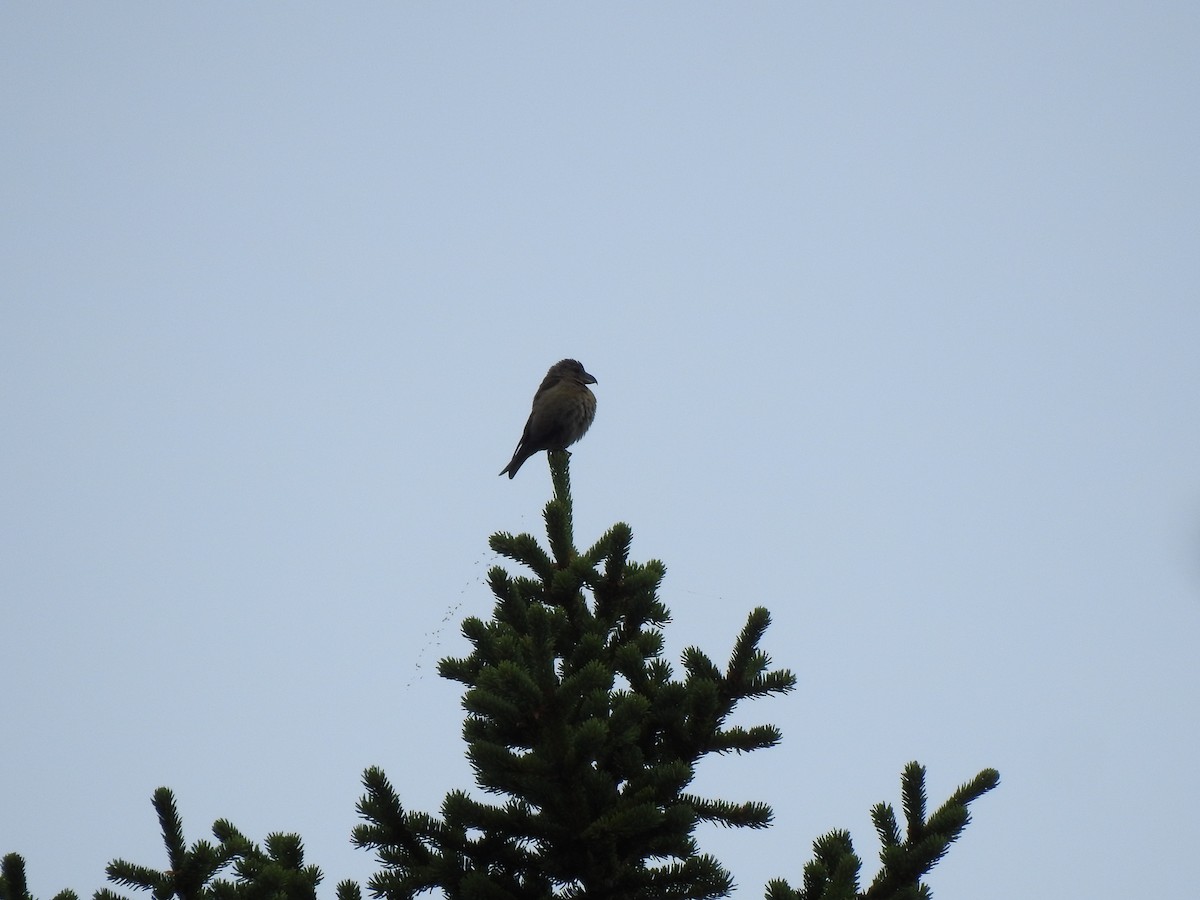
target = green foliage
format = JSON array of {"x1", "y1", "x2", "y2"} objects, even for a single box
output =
[
  {"x1": 3, "y1": 451, "x2": 996, "y2": 900},
  {"x1": 1, "y1": 854, "x2": 78, "y2": 900},
  {"x1": 354, "y1": 452, "x2": 798, "y2": 899},
  {"x1": 95, "y1": 787, "x2": 336, "y2": 900},
  {"x1": 765, "y1": 764, "x2": 1000, "y2": 900}
]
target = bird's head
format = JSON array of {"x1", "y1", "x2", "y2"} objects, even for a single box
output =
[{"x1": 551, "y1": 358, "x2": 597, "y2": 385}]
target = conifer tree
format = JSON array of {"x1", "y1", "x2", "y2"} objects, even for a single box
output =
[
  {"x1": 353, "y1": 451, "x2": 796, "y2": 900},
  {"x1": 2, "y1": 452, "x2": 997, "y2": 900}
]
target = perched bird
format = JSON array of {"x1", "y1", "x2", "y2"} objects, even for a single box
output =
[{"x1": 499, "y1": 359, "x2": 598, "y2": 478}]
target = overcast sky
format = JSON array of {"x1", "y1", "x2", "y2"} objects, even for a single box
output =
[{"x1": 3, "y1": 5, "x2": 1198, "y2": 899}]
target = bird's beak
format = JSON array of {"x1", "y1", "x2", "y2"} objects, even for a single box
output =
[{"x1": 583, "y1": 372, "x2": 597, "y2": 384}]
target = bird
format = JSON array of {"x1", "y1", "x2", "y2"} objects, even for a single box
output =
[{"x1": 499, "y1": 359, "x2": 597, "y2": 478}]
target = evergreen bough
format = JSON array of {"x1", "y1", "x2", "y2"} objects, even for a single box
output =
[{"x1": 2, "y1": 451, "x2": 997, "y2": 900}]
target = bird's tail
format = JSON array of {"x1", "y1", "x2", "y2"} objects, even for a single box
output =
[{"x1": 499, "y1": 442, "x2": 534, "y2": 478}]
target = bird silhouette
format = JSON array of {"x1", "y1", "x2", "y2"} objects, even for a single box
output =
[{"x1": 499, "y1": 359, "x2": 597, "y2": 478}]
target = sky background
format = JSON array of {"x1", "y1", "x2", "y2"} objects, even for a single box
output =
[{"x1": 3, "y1": 5, "x2": 1198, "y2": 899}]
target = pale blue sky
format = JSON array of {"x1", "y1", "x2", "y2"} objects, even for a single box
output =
[{"x1": 3, "y1": 5, "x2": 1198, "y2": 899}]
